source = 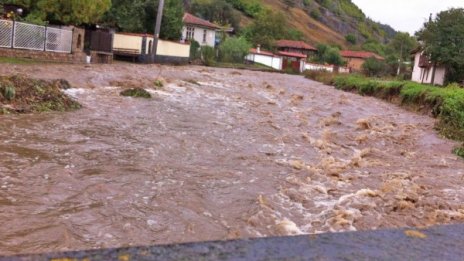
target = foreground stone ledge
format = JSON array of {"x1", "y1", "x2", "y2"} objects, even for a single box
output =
[{"x1": 2, "y1": 225, "x2": 463, "y2": 261}]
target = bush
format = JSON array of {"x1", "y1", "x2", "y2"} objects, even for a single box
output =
[
  {"x1": 3, "y1": 85, "x2": 15, "y2": 101},
  {"x1": 304, "y1": 70, "x2": 336, "y2": 85},
  {"x1": 120, "y1": 88, "x2": 152, "y2": 99},
  {"x1": 190, "y1": 40, "x2": 201, "y2": 60},
  {"x1": 200, "y1": 46, "x2": 217, "y2": 66},
  {"x1": 362, "y1": 57, "x2": 387, "y2": 77},
  {"x1": 225, "y1": 0, "x2": 262, "y2": 17},
  {"x1": 219, "y1": 37, "x2": 251, "y2": 63},
  {"x1": 345, "y1": 34, "x2": 357, "y2": 45},
  {"x1": 310, "y1": 8, "x2": 322, "y2": 20}
]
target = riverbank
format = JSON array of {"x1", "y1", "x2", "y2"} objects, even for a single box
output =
[{"x1": 304, "y1": 71, "x2": 464, "y2": 157}]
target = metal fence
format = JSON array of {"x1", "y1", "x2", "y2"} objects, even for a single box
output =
[
  {"x1": 0, "y1": 20, "x2": 13, "y2": 48},
  {"x1": 0, "y1": 19, "x2": 73, "y2": 53}
]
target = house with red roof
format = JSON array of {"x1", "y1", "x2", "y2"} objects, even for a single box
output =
[
  {"x1": 182, "y1": 13, "x2": 220, "y2": 47},
  {"x1": 340, "y1": 50, "x2": 384, "y2": 71},
  {"x1": 276, "y1": 40, "x2": 317, "y2": 58}
]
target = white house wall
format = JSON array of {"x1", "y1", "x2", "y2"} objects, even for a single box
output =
[
  {"x1": 182, "y1": 26, "x2": 216, "y2": 47},
  {"x1": 412, "y1": 52, "x2": 446, "y2": 86},
  {"x1": 245, "y1": 53, "x2": 282, "y2": 70}
]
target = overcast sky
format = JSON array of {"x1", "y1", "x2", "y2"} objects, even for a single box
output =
[{"x1": 351, "y1": 0, "x2": 464, "y2": 35}]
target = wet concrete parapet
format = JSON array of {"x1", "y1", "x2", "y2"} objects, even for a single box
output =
[{"x1": 2, "y1": 225, "x2": 464, "y2": 261}]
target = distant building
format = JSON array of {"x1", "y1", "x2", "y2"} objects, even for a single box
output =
[
  {"x1": 340, "y1": 50, "x2": 384, "y2": 72},
  {"x1": 112, "y1": 32, "x2": 190, "y2": 64},
  {"x1": 411, "y1": 49, "x2": 446, "y2": 86},
  {"x1": 182, "y1": 13, "x2": 219, "y2": 47},
  {"x1": 245, "y1": 46, "x2": 283, "y2": 70},
  {"x1": 276, "y1": 40, "x2": 317, "y2": 58}
]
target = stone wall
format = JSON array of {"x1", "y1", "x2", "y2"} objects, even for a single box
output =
[{"x1": 0, "y1": 47, "x2": 86, "y2": 63}]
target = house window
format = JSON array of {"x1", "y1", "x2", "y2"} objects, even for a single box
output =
[
  {"x1": 186, "y1": 27, "x2": 195, "y2": 40},
  {"x1": 202, "y1": 29, "x2": 207, "y2": 43}
]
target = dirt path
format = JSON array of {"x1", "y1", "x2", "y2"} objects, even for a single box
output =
[{"x1": 0, "y1": 63, "x2": 463, "y2": 255}]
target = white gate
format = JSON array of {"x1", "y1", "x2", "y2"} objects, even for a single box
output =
[
  {"x1": 45, "y1": 27, "x2": 73, "y2": 53},
  {"x1": 13, "y1": 21, "x2": 46, "y2": 51},
  {"x1": 0, "y1": 20, "x2": 13, "y2": 48}
]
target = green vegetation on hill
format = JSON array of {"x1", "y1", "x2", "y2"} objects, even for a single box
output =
[{"x1": 0, "y1": 0, "x2": 111, "y2": 25}]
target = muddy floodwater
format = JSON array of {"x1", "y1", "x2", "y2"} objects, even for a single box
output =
[{"x1": 0, "y1": 64, "x2": 463, "y2": 256}]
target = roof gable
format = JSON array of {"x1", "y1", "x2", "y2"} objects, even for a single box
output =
[
  {"x1": 183, "y1": 13, "x2": 220, "y2": 30},
  {"x1": 340, "y1": 50, "x2": 384, "y2": 60}
]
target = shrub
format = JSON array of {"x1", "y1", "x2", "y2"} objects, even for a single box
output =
[
  {"x1": 200, "y1": 46, "x2": 216, "y2": 66},
  {"x1": 454, "y1": 146, "x2": 464, "y2": 158},
  {"x1": 219, "y1": 37, "x2": 251, "y2": 63},
  {"x1": 190, "y1": 40, "x2": 201, "y2": 60},
  {"x1": 120, "y1": 88, "x2": 152, "y2": 98},
  {"x1": 362, "y1": 57, "x2": 387, "y2": 77},
  {"x1": 345, "y1": 34, "x2": 357, "y2": 45},
  {"x1": 310, "y1": 8, "x2": 322, "y2": 20},
  {"x1": 304, "y1": 70, "x2": 336, "y2": 85},
  {"x1": 3, "y1": 85, "x2": 15, "y2": 101}
]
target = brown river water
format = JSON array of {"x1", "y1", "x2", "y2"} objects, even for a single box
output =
[{"x1": 0, "y1": 64, "x2": 463, "y2": 256}]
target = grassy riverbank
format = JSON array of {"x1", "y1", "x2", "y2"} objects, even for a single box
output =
[
  {"x1": 0, "y1": 75, "x2": 81, "y2": 114},
  {"x1": 305, "y1": 71, "x2": 464, "y2": 157}
]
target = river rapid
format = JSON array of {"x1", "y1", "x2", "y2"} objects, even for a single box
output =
[{"x1": 0, "y1": 64, "x2": 463, "y2": 256}]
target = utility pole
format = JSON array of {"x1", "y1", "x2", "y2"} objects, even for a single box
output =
[
  {"x1": 397, "y1": 41, "x2": 404, "y2": 76},
  {"x1": 152, "y1": 0, "x2": 165, "y2": 63}
]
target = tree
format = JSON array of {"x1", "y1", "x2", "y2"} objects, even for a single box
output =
[
  {"x1": 104, "y1": 0, "x2": 184, "y2": 40},
  {"x1": 218, "y1": 37, "x2": 251, "y2": 63},
  {"x1": 156, "y1": 0, "x2": 184, "y2": 40},
  {"x1": 189, "y1": 0, "x2": 240, "y2": 31},
  {"x1": 314, "y1": 44, "x2": 344, "y2": 66},
  {"x1": 2, "y1": 0, "x2": 111, "y2": 25},
  {"x1": 387, "y1": 32, "x2": 417, "y2": 75},
  {"x1": 242, "y1": 10, "x2": 303, "y2": 50},
  {"x1": 417, "y1": 8, "x2": 464, "y2": 84}
]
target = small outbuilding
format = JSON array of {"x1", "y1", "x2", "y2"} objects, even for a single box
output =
[
  {"x1": 340, "y1": 50, "x2": 384, "y2": 72},
  {"x1": 245, "y1": 47, "x2": 282, "y2": 70}
]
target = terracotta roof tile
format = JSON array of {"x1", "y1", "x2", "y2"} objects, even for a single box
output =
[
  {"x1": 249, "y1": 48, "x2": 275, "y2": 56},
  {"x1": 278, "y1": 51, "x2": 307, "y2": 59},
  {"x1": 183, "y1": 13, "x2": 220, "y2": 29},
  {"x1": 276, "y1": 40, "x2": 317, "y2": 51},
  {"x1": 340, "y1": 50, "x2": 384, "y2": 60}
]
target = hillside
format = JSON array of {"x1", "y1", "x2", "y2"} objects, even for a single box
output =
[{"x1": 232, "y1": 0, "x2": 397, "y2": 48}]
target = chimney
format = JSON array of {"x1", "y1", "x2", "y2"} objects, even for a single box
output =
[{"x1": 257, "y1": 44, "x2": 261, "y2": 54}]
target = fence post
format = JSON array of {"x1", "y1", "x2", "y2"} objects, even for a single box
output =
[
  {"x1": 11, "y1": 20, "x2": 15, "y2": 48},
  {"x1": 44, "y1": 26, "x2": 47, "y2": 51}
]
